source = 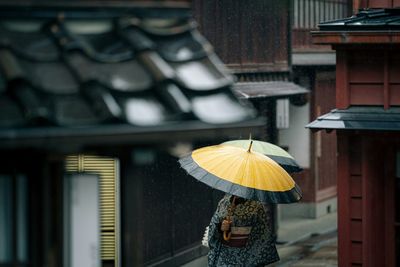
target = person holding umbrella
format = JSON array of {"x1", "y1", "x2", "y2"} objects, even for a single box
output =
[
  {"x1": 179, "y1": 140, "x2": 302, "y2": 266},
  {"x1": 207, "y1": 194, "x2": 279, "y2": 266}
]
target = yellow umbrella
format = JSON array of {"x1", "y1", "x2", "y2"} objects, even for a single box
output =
[{"x1": 179, "y1": 141, "x2": 302, "y2": 203}]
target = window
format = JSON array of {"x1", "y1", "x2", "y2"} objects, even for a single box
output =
[
  {"x1": 293, "y1": 0, "x2": 350, "y2": 29},
  {"x1": 65, "y1": 155, "x2": 120, "y2": 267},
  {"x1": 64, "y1": 173, "x2": 101, "y2": 267}
]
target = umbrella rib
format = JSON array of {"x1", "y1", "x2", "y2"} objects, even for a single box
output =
[{"x1": 238, "y1": 152, "x2": 251, "y2": 189}]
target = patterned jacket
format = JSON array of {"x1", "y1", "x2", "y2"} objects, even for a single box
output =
[{"x1": 207, "y1": 194, "x2": 279, "y2": 266}]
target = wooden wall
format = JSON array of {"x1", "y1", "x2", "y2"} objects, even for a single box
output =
[
  {"x1": 292, "y1": 0, "x2": 351, "y2": 51},
  {"x1": 337, "y1": 133, "x2": 397, "y2": 266},
  {"x1": 121, "y1": 147, "x2": 223, "y2": 266},
  {"x1": 297, "y1": 70, "x2": 337, "y2": 203},
  {"x1": 191, "y1": 0, "x2": 290, "y2": 73},
  {"x1": 336, "y1": 48, "x2": 400, "y2": 109},
  {"x1": 354, "y1": 0, "x2": 400, "y2": 9},
  {"x1": 314, "y1": 71, "x2": 337, "y2": 201}
]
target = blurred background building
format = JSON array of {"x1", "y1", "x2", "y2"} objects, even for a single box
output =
[
  {"x1": 0, "y1": 1, "x2": 264, "y2": 266},
  {"x1": 192, "y1": 0, "x2": 353, "y2": 242}
]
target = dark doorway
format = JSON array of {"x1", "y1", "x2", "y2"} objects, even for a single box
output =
[{"x1": 396, "y1": 151, "x2": 400, "y2": 267}]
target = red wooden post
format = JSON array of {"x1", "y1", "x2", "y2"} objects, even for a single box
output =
[
  {"x1": 337, "y1": 132, "x2": 351, "y2": 266},
  {"x1": 384, "y1": 51, "x2": 390, "y2": 109},
  {"x1": 384, "y1": 144, "x2": 396, "y2": 267},
  {"x1": 362, "y1": 138, "x2": 380, "y2": 266},
  {"x1": 336, "y1": 50, "x2": 349, "y2": 109}
]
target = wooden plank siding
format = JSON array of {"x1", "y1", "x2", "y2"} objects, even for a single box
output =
[
  {"x1": 292, "y1": 0, "x2": 351, "y2": 51},
  {"x1": 315, "y1": 72, "x2": 337, "y2": 192},
  {"x1": 355, "y1": 0, "x2": 400, "y2": 8},
  {"x1": 337, "y1": 134, "x2": 364, "y2": 266},
  {"x1": 121, "y1": 149, "x2": 222, "y2": 266},
  {"x1": 191, "y1": 0, "x2": 290, "y2": 73},
  {"x1": 343, "y1": 49, "x2": 400, "y2": 109},
  {"x1": 311, "y1": 71, "x2": 337, "y2": 202},
  {"x1": 338, "y1": 133, "x2": 398, "y2": 266},
  {"x1": 337, "y1": 132, "x2": 352, "y2": 266}
]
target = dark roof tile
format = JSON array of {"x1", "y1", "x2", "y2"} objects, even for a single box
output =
[
  {"x1": 319, "y1": 8, "x2": 400, "y2": 31},
  {"x1": 67, "y1": 52, "x2": 153, "y2": 92},
  {"x1": 119, "y1": 26, "x2": 156, "y2": 52},
  {"x1": 133, "y1": 17, "x2": 196, "y2": 36},
  {"x1": 0, "y1": 7, "x2": 256, "y2": 131},
  {"x1": 155, "y1": 83, "x2": 192, "y2": 114},
  {"x1": 52, "y1": 95, "x2": 101, "y2": 126},
  {"x1": 191, "y1": 92, "x2": 255, "y2": 124},
  {"x1": 19, "y1": 59, "x2": 79, "y2": 94},
  {"x1": 116, "y1": 93, "x2": 170, "y2": 126},
  {"x1": 307, "y1": 106, "x2": 400, "y2": 131},
  {"x1": 172, "y1": 55, "x2": 233, "y2": 91},
  {"x1": 0, "y1": 21, "x2": 60, "y2": 61}
]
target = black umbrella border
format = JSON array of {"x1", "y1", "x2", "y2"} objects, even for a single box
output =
[
  {"x1": 179, "y1": 154, "x2": 302, "y2": 204},
  {"x1": 267, "y1": 155, "x2": 303, "y2": 173}
]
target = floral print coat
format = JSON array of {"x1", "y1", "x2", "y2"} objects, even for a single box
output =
[{"x1": 207, "y1": 194, "x2": 279, "y2": 267}]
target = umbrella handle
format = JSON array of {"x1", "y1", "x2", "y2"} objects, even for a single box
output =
[
  {"x1": 223, "y1": 230, "x2": 232, "y2": 241},
  {"x1": 222, "y1": 196, "x2": 236, "y2": 241}
]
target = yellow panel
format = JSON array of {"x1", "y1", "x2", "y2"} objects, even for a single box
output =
[{"x1": 65, "y1": 154, "x2": 118, "y2": 266}]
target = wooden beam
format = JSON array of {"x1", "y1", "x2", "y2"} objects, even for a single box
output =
[
  {"x1": 312, "y1": 31, "x2": 400, "y2": 45},
  {"x1": 336, "y1": 50, "x2": 349, "y2": 109}
]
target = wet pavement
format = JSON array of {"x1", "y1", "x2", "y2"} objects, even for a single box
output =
[
  {"x1": 182, "y1": 210, "x2": 338, "y2": 267},
  {"x1": 271, "y1": 231, "x2": 337, "y2": 267},
  {"x1": 182, "y1": 230, "x2": 338, "y2": 267}
]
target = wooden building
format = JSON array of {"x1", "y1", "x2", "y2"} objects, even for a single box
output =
[
  {"x1": 0, "y1": 2, "x2": 265, "y2": 266},
  {"x1": 289, "y1": 0, "x2": 353, "y2": 220},
  {"x1": 308, "y1": 6, "x2": 400, "y2": 266},
  {"x1": 191, "y1": 1, "x2": 354, "y2": 237}
]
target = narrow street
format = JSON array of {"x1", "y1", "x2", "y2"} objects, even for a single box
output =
[{"x1": 272, "y1": 231, "x2": 337, "y2": 267}]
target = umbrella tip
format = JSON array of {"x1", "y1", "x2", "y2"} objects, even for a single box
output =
[{"x1": 247, "y1": 140, "x2": 253, "y2": 152}]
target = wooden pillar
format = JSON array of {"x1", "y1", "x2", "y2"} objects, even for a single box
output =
[
  {"x1": 362, "y1": 137, "x2": 385, "y2": 266},
  {"x1": 121, "y1": 153, "x2": 144, "y2": 267},
  {"x1": 337, "y1": 132, "x2": 351, "y2": 266},
  {"x1": 384, "y1": 144, "x2": 396, "y2": 267},
  {"x1": 336, "y1": 50, "x2": 349, "y2": 109}
]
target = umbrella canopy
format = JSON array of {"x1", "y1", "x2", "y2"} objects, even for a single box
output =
[
  {"x1": 222, "y1": 139, "x2": 302, "y2": 173},
  {"x1": 179, "y1": 142, "x2": 302, "y2": 203}
]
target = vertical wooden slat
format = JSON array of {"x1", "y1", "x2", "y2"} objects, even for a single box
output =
[
  {"x1": 384, "y1": 145, "x2": 396, "y2": 267},
  {"x1": 336, "y1": 49, "x2": 349, "y2": 109},
  {"x1": 384, "y1": 51, "x2": 390, "y2": 109},
  {"x1": 299, "y1": 0, "x2": 303, "y2": 28},
  {"x1": 337, "y1": 132, "x2": 351, "y2": 266},
  {"x1": 362, "y1": 138, "x2": 386, "y2": 266}
]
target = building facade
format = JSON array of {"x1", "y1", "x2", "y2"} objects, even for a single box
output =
[
  {"x1": 0, "y1": 2, "x2": 264, "y2": 266},
  {"x1": 309, "y1": 4, "x2": 400, "y2": 266},
  {"x1": 191, "y1": 1, "x2": 353, "y2": 237}
]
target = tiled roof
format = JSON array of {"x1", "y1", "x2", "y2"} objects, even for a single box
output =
[
  {"x1": 306, "y1": 106, "x2": 400, "y2": 131},
  {"x1": 318, "y1": 8, "x2": 400, "y2": 31},
  {"x1": 0, "y1": 7, "x2": 256, "y2": 131},
  {"x1": 233, "y1": 82, "x2": 309, "y2": 99}
]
